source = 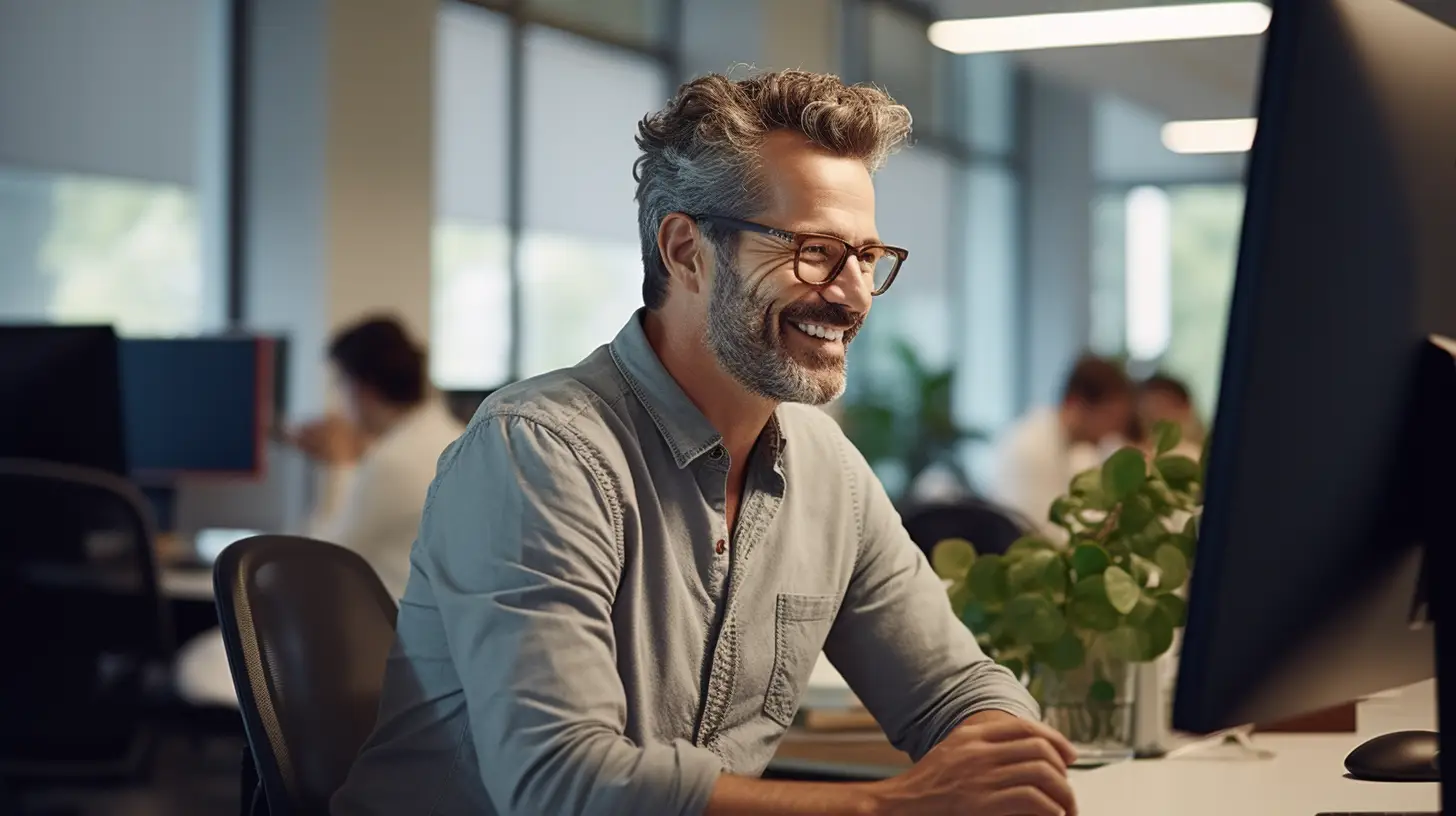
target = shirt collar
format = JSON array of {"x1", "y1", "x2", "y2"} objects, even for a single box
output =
[{"x1": 610, "y1": 310, "x2": 724, "y2": 469}]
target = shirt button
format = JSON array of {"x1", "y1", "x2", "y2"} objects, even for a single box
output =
[
  {"x1": 708, "y1": 446, "x2": 724, "y2": 460},
  {"x1": 715, "y1": 539, "x2": 727, "y2": 555}
]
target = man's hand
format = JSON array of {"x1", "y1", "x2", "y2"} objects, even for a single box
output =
[{"x1": 867, "y1": 715, "x2": 1079, "y2": 816}]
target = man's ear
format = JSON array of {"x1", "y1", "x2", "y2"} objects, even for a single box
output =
[{"x1": 657, "y1": 213, "x2": 708, "y2": 296}]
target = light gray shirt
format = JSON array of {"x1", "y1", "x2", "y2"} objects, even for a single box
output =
[{"x1": 331, "y1": 311, "x2": 1037, "y2": 816}]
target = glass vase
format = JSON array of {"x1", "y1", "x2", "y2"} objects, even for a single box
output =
[{"x1": 1032, "y1": 656, "x2": 1136, "y2": 767}]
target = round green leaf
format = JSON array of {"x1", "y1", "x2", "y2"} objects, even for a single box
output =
[
  {"x1": 1071, "y1": 544, "x2": 1110, "y2": 578},
  {"x1": 960, "y1": 599, "x2": 990, "y2": 630},
  {"x1": 1119, "y1": 495, "x2": 1157, "y2": 536},
  {"x1": 1071, "y1": 468, "x2": 1102, "y2": 497},
  {"x1": 1104, "y1": 625, "x2": 1147, "y2": 662},
  {"x1": 1043, "y1": 555, "x2": 1069, "y2": 596},
  {"x1": 1034, "y1": 629, "x2": 1086, "y2": 672},
  {"x1": 1069, "y1": 575, "x2": 1121, "y2": 631},
  {"x1": 1004, "y1": 595, "x2": 1065, "y2": 644},
  {"x1": 1155, "y1": 454, "x2": 1201, "y2": 490},
  {"x1": 967, "y1": 554, "x2": 1007, "y2": 604},
  {"x1": 1101, "y1": 448, "x2": 1148, "y2": 502},
  {"x1": 1126, "y1": 593, "x2": 1158, "y2": 625},
  {"x1": 1131, "y1": 528, "x2": 1167, "y2": 559},
  {"x1": 1008, "y1": 535, "x2": 1056, "y2": 556},
  {"x1": 931, "y1": 537, "x2": 977, "y2": 580},
  {"x1": 948, "y1": 580, "x2": 972, "y2": 616},
  {"x1": 1141, "y1": 607, "x2": 1176, "y2": 660},
  {"x1": 1129, "y1": 554, "x2": 1158, "y2": 587},
  {"x1": 1155, "y1": 544, "x2": 1190, "y2": 591},
  {"x1": 1089, "y1": 678, "x2": 1117, "y2": 704},
  {"x1": 1103, "y1": 565, "x2": 1142, "y2": 615},
  {"x1": 1008, "y1": 549, "x2": 1057, "y2": 593},
  {"x1": 1157, "y1": 593, "x2": 1187, "y2": 627},
  {"x1": 1154, "y1": 420, "x2": 1182, "y2": 456},
  {"x1": 1048, "y1": 497, "x2": 1076, "y2": 529}
]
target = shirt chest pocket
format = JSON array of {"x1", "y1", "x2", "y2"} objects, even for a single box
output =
[{"x1": 763, "y1": 593, "x2": 841, "y2": 729}]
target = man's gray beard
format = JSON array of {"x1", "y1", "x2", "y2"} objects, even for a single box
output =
[{"x1": 703, "y1": 256, "x2": 847, "y2": 406}]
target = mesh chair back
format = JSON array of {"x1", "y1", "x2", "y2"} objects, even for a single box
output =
[{"x1": 213, "y1": 535, "x2": 398, "y2": 816}]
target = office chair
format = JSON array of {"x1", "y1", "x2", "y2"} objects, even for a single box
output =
[
  {"x1": 900, "y1": 497, "x2": 1034, "y2": 560},
  {"x1": 213, "y1": 535, "x2": 398, "y2": 816},
  {"x1": 0, "y1": 458, "x2": 174, "y2": 789}
]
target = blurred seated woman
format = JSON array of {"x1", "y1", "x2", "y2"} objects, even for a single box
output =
[{"x1": 176, "y1": 316, "x2": 465, "y2": 706}]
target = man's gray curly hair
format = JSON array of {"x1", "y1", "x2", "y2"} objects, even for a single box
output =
[{"x1": 632, "y1": 69, "x2": 912, "y2": 310}]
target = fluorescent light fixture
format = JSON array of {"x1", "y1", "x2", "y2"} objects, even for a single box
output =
[
  {"x1": 928, "y1": 2, "x2": 1271, "y2": 54},
  {"x1": 1161, "y1": 117, "x2": 1258, "y2": 153}
]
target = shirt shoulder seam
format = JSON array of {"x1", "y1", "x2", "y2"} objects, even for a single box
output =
[{"x1": 482, "y1": 407, "x2": 628, "y2": 568}]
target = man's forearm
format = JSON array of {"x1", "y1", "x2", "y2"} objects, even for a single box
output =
[{"x1": 704, "y1": 774, "x2": 883, "y2": 816}]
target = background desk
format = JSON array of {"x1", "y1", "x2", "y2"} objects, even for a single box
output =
[
  {"x1": 773, "y1": 681, "x2": 1439, "y2": 814},
  {"x1": 160, "y1": 566, "x2": 214, "y2": 601}
]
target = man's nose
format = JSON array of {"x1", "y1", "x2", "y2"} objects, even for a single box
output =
[{"x1": 819, "y1": 256, "x2": 874, "y2": 316}]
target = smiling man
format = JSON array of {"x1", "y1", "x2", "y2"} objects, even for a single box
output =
[{"x1": 333, "y1": 70, "x2": 1075, "y2": 816}]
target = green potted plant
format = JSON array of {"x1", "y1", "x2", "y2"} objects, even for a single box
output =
[
  {"x1": 931, "y1": 421, "x2": 1205, "y2": 763},
  {"x1": 840, "y1": 339, "x2": 986, "y2": 499}
]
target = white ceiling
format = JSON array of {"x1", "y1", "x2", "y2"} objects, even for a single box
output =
[{"x1": 931, "y1": 0, "x2": 1456, "y2": 121}]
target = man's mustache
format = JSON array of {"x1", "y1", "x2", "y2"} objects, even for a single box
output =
[{"x1": 780, "y1": 301, "x2": 865, "y2": 344}]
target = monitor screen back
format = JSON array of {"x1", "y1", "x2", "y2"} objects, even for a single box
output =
[{"x1": 0, "y1": 325, "x2": 127, "y2": 475}]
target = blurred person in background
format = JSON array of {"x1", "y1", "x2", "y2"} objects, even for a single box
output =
[
  {"x1": 176, "y1": 316, "x2": 463, "y2": 707},
  {"x1": 288, "y1": 315, "x2": 466, "y2": 597},
  {"x1": 988, "y1": 355, "x2": 1134, "y2": 537},
  {"x1": 334, "y1": 70, "x2": 1073, "y2": 816},
  {"x1": 1137, "y1": 372, "x2": 1205, "y2": 459}
]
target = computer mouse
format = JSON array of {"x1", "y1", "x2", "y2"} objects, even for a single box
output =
[{"x1": 1343, "y1": 730, "x2": 1440, "y2": 782}]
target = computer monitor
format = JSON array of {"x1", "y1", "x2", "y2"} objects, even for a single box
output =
[
  {"x1": 1172, "y1": 0, "x2": 1455, "y2": 799},
  {"x1": 119, "y1": 337, "x2": 276, "y2": 478},
  {"x1": 0, "y1": 325, "x2": 127, "y2": 475}
]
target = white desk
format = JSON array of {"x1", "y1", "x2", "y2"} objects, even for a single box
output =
[{"x1": 1072, "y1": 681, "x2": 1440, "y2": 815}]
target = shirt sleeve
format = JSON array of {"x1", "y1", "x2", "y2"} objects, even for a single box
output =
[
  {"x1": 415, "y1": 414, "x2": 723, "y2": 816},
  {"x1": 822, "y1": 440, "x2": 1040, "y2": 762}
]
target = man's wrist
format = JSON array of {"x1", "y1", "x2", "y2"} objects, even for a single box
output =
[{"x1": 858, "y1": 775, "x2": 907, "y2": 816}]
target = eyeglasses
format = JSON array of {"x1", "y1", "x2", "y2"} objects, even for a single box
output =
[{"x1": 693, "y1": 215, "x2": 908, "y2": 296}]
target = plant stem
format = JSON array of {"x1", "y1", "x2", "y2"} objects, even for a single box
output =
[{"x1": 1095, "y1": 503, "x2": 1123, "y2": 542}]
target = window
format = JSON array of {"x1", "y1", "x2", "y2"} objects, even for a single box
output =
[
  {"x1": 518, "y1": 26, "x2": 664, "y2": 377},
  {"x1": 1165, "y1": 186, "x2": 1244, "y2": 418},
  {"x1": 432, "y1": 3, "x2": 511, "y2": 389},
  {"x1": 0, "y1": 169, "x2": 205, "y2": 335},
  {"x1": 526, "y1": 0, "x2": 667, "y2": 49},
  {"x1": 1090, "y1": 184, "x2": 1246, "y2": 419},
  {"x1": 0, "y1": 0, "x2": 229, "y2": 335}
]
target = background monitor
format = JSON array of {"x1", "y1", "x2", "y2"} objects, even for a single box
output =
[
  {"x1": 119, "y1": 337, "x2": 276, "y2": 479},
  {"x1": 1174, "y1": 0, "x2": 1456, "y2": 735},
  {"x1": 0, "y1": 325, "x2": 127, "y2": 475}
]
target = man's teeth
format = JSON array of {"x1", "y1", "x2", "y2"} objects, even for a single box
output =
[{"x1": 794, "y1": 322, "x2": 845, "y2": 342}]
